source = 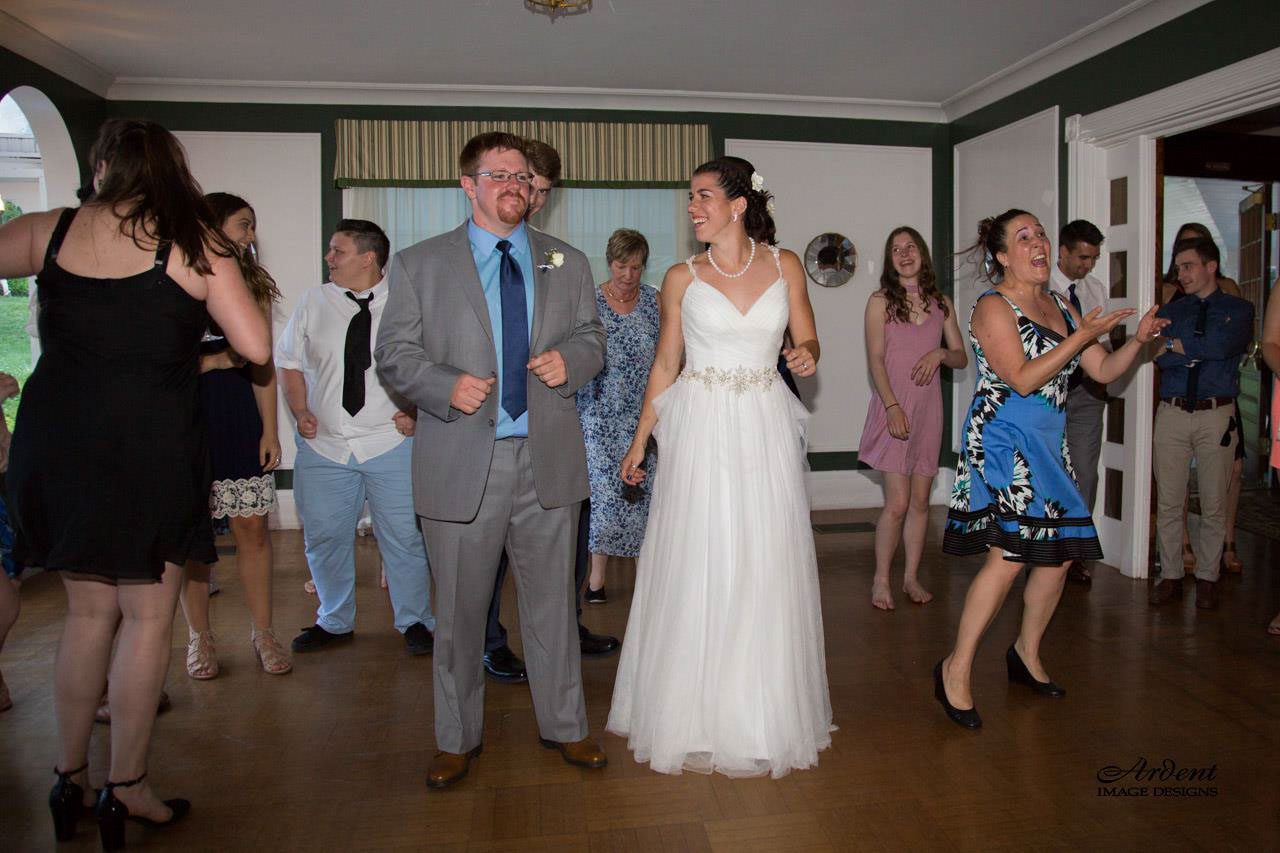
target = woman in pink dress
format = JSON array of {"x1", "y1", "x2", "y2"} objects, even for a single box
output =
[
  {"x1": 858, "y1": 227, "x2": 967, "y2": 609},
  {"x1": 1262, "y1": 274, "x2": 1280, "y2": 636}
]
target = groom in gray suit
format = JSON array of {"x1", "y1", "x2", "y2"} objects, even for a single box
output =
[{"x1": 375, "y1": 131, "x2": 608, "y2": 788}]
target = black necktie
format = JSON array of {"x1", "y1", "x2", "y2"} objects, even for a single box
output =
[
  {"x1": 343, "y1": 291, "x2": 373, "y2": 416},
  {"x1": 1183, "y1": 299, "x2": 1209, "y2": 412},
  {"x1": 497, "y1": 239, "x2": 529, "y2": 420},
  {"x1": 1068, "y1": 283, "x2": 1083, "y2": 316}
]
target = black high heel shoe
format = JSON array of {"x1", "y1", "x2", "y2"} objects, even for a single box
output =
[
  {"x1": 1006, "y1": 645, "x2": 1066, "y2": 697},
  {"x1": 933, "y1": 659, "x2": 981, "y2": 729},
  {"x1": 50, "y1": 763, "x2": 92, "y2": 842},
  {"x1": 95, "y1": 773, "x2": 190, "y2": 851}
]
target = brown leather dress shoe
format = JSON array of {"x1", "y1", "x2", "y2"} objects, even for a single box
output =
[
  {"x1": 1195, "y1": 578, "x2": 1220, "y2": 610},
  {"x1": 539, "y1": 737, "x2": 608, "y2": 769},
  {"x1": 427, "y1": 745, "x2": 482, "y2": 789},
  {"x1": 1149, "y1": 578, "x2": 1183, "y2": 605}
]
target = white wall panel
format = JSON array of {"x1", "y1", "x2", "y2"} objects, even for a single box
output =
[
  {"x1": 726, "y1": 139, "x2": 933, "y2": 508},
  {"x1": 952, "y1": 106, "x2": 1059, "y2": 452}
]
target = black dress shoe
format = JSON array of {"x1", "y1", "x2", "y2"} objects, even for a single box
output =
[
  {"x1": 1066, "y1": 561, "x2": 1092, "y2": 586},
  {"x1": 404, "y1": 623, "x2": 434, "y2": 656},
  {"x1": 579, "y1": 624, "x2": 620, "y2": 657},
  {"x1": 483, "y1": 645, "x2": 527, "y2": 683},
  {"x1": 584, "y1": 586, "x2": 607, "y2": 604},
  {"x1": 290, "y1": 625, "x2": 354, "y2": 653},
  {"x1": 1006, "y1": 645, "x2": 1066, "y2": 697},
  {"x1": 50, "y1": 763, "x2": 94, "y2": 843},
  {"x1": 933, "y1": 659, "x2": 981, "y2": 729}
]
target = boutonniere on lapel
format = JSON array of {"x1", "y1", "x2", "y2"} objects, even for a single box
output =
[{"x1": 537, "y1": 250, "x2": 565, "y2": 272}]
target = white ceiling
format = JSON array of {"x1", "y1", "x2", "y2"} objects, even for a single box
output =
[{"x1": 0, "y1": 1, "x2": 1209, "y2": 117}]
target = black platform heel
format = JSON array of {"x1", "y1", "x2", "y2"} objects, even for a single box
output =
[
  {"x1": 50, "y1": 763, "x2": 91, "y2": 842},
  {"x1": 95, "y1": 773, "x2": 190, "y2": 851},
  {"x1": 1006, "y1": 645, "x2": 1066, "y2": 697},
  {"x1": 933, "y1": 659, "x2": 981, "y2": 729}
]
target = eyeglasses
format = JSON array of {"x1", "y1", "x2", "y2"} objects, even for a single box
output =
[{"x1": 471, "y1": 170, "x2": 535, "y2": 186}]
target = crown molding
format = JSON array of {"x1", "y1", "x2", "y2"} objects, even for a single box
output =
[
  {"x1": 0, "y1": 10, "x2": 113, "y2": 97},
  {"x1": 105, "y1": 77, "x2": 947, "y2": 123},
  {"x1": 942, "y1": 0, "x2": 1212, "y2": 122}
]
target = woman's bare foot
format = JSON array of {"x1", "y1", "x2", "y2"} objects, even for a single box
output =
[
  {"x1": 871, "y1": 577, "x2": 895, "y2": 610},
  {"x1": 1268, "y1": 612, "x2": 1280, "y2": 636},
  {"x1": 903, "y1": 578, "x2": 933, "y2": 605}
]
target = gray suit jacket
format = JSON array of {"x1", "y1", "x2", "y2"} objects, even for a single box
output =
[{"x1": 375, "y1": 221, "x2": 605, "y2": 522}]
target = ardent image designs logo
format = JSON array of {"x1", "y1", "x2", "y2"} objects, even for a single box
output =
[{"x1": 1095, "y1": 757, "x2": 1218, "y2": 798}]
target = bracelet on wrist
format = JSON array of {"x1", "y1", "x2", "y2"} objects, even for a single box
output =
[{"x1": 885, "y1": 403, "x2": 900, "y2": 411}]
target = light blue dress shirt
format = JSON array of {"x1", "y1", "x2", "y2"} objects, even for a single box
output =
[{"x1": 468, "y1": 218, "x2": 536, "y2": 439}]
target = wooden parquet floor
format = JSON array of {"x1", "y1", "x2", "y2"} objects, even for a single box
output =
[{"x1": 1, "y1": 508, "x2": 1278, "y2": 851}]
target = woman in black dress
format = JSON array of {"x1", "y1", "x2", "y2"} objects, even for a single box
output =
[
  {"x1": 179, "y1": 193, "x2": 290, "y2": 678},
  {"x1": 0, "y1": 119, "x2": 270, "y2": 847}
]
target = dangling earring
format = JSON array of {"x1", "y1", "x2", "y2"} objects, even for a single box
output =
[{"x1": 731, "y1": 212, "x2": 739, "y2": 223}]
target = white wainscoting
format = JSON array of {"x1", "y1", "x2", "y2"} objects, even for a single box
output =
[
  {"x1": 725, "y1": 139, "x2": 935, "y2": 508},
  {"x1": 175, "y1": 130, "x2": 323, "y2": 529}
]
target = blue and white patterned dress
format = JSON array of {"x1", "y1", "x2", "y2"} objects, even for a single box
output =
[
  {"x1": 943, "y1": 289, "x2": 1103, "y2": 564},
  {"x1": 576, "y1": 285, "x2": 661, "y2": 557}
]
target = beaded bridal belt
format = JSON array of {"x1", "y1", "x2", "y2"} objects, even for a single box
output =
[{"x1": 678, "y1": 365, "x2": 778, "y2": 394}]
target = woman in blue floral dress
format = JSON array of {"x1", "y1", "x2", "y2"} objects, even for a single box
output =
[
  {"x1": 934, "y1": 209, "x2": 1165, "y2": 730},
  {"x1": 576, "y1": 230, "x2": 661, "y2": 602}
]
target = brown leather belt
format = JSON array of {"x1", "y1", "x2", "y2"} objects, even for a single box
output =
[{"x1": 1161, "y1": 396, "x2": 1234, "y2": 411}]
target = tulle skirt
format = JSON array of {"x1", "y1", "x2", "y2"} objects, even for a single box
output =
[{"x1": 606, "y1": 373, "x2": 834, "y2": 778}]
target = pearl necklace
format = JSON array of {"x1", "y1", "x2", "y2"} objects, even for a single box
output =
[
  {"x1": 707, "y1": 238, "x2": 756, "y2": 279},
  {"x1": 604, "y1": 282, "x2": 639, "y2": 304}
]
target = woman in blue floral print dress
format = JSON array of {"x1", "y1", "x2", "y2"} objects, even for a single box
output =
[
  {"x1": 576, "y1": 230, "x2": 661, "y2": 601},
  {"x1": 934, "y1": 209, "x2": 1166, "y2": 730}
]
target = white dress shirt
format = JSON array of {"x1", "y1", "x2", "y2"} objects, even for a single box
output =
[
  {"x1": 1050, "y1": 264, "x2": 1109, "y2": 322},
  {"x1": 275, "y1": 278, "x2": 409, "y2": 464}
]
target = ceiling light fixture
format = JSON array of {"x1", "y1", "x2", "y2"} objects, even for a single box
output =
[{"x1": 524, "y1": 0, "x2": 592, "y2": 21}]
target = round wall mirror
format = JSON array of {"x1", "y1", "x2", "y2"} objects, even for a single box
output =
[{"x1": 804, "y1": 233, "x2": 857, "y2": 287}]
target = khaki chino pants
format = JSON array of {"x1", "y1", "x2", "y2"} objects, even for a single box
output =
[{"x1": 1152, "y1": 401, "x2": 1236, "y2": 583}]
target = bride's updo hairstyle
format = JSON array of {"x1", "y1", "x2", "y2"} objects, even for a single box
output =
[
  {"x1": 960, "y1": 208, "x2": 1032, "y2": 284},
  {"x1": 691, "y1": 156, "x2": 777, "y2": 246}
]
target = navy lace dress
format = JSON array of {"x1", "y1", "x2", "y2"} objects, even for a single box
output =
[{"x1": 943, "y1": 289, "x2": 1103, "y2": 564}]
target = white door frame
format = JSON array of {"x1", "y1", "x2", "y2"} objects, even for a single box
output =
[{"x1": 1065, "y1": 46, "x2": 1280, "y2": 577}]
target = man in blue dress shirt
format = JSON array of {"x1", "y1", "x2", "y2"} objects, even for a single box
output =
[{"x1": 1150, "y1": 236, "x2": 1253, "y2": 610}]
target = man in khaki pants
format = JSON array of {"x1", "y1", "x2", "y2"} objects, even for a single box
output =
[{"x1": 1150, "y1": 236, "x2": 1253, "y2": 610}]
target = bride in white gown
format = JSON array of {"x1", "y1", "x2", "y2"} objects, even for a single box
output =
[{"x1": 609, "y1": 157, "x2": 834, "y2": 778}]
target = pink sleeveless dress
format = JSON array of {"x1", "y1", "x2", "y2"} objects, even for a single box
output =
[{"x1": 857, "y1": 293, "x2": 945, "y2": 477}]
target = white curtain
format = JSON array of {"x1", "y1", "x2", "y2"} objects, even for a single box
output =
[{"x1": 345, "y1": 187, "x2": 696, "y2": 287}]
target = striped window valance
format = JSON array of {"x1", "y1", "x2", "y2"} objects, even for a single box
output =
[{"x1": 334, "y1": 119, "x2": 712, "y2": 189}]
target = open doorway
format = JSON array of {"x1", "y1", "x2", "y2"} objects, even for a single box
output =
[{"x1": 1163, "y1": 106, "x2": 1280, "y2": 492}]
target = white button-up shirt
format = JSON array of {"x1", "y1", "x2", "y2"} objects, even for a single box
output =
[
  {"x1": 275, "y1": 278, "x2": 409, "y2": 464},
  {"x1": 1050, "y1": 264, "x2": 1109, "y2": 323}
]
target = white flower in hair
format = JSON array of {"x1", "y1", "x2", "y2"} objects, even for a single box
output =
[
  {"x1": 751, "y1": 171, "x2": 765, "y2": 192},
  {"x1": 766, "y1": 198, "x2": 776, "y2": 213}
]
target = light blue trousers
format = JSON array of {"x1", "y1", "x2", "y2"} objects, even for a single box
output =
[{"x1": 293, "y1": 437, "x2": 433, "y2": 634}]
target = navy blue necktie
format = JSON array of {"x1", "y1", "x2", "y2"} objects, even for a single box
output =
[
  {"x1": 497, "y1": 239, "x2": 528, "y2": 420},
  {"x1": 1067, "y1": 282, "x2": 1083, "y2": 316}
]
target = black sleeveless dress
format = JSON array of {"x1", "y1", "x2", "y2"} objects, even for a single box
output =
[{"x1": 6, "y1": 208, "x2": 216, "y2": 582}]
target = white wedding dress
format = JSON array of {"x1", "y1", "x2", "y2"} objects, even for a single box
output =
[{"x1": 606, "y1": 247, "x2": 834, "y2": 778}]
